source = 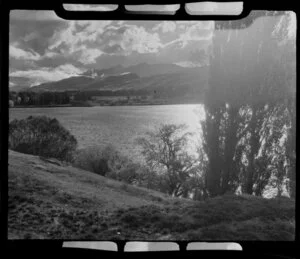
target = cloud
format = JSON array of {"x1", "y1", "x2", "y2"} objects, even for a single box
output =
[
  {"x1": 102, "y1": 44, "x2": 123, "y2": 54},
  {"x1": 23, "y1": 32, "x2": 39, "y2": 42},
  {"x1": 9, "y1": 12, "x2": 213, "y2": 81},
  {"x1": 175, "y1": 21, "x2": 213, "y2": 32},
  {"x1": 157, "y1": 37, "x2": 210, "y2": 66},
  {"x1": 10, "y1": 17, "x2": 68, "y2": 56},
  {"x1": 10, "y1": 45, "x2": 41, "y2": 61},
  {"x1": 48, "y1": 20, "x2": 113, "y2": 51},
  {"x1": 10, "y1": 12, "x2": 211, "y2": 70},
  {"x1": 121, "y1": 26, "x2": 163, "y2": 54},
  {"x1": 9, "y1": 64, "x2": 85, "y2": 86},
  {"x1": 77, "y1": 48, "x2": 104, "y2": 64},
  {"x1": 184, "y1": 22, "x2": 214, "y2": 41},
  {"x1": 9, "y1": 58, "x2": 37, "y2": 72},
  {"x1": 162, "y1": 21, "x2": 214, "y2": 48},
  {"x1": 88, "y1": 23, "x2": 164, "y2": 56},
  {"x1": 44, "y1": 51, "x2": 59, "y2": 58},
  {"x1": 47, "y1": 20, "x2": 113, "y2": 64},
  {"x1": 153, "y1": 21, "x2": 176, "y2": 33}
]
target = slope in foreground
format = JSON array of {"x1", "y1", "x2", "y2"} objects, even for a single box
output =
[{"x1": 8, "y1": 150, "x2": 295, "y2": 240}]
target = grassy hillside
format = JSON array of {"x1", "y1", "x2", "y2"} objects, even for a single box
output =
[{"x1": 8, "y1": 150, "x2": 295, "y2": 240}]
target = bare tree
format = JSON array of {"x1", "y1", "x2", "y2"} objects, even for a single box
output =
[{"x1": 136, "y1": 124, "x2": 200, "y2": 197}]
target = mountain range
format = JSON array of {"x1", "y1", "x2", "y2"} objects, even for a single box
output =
[{"x1": 10, "y1": 63, "x2": 209, "y2": 96}]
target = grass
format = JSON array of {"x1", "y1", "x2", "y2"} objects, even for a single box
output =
[
  {"x1": 111, "y1": 194, "x2": 295, "y2": 240},
  {"x1": 8, "y1": 150, "x2": 295, "y2": 240}
]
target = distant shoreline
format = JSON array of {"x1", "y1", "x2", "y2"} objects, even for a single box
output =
[
  {"x1": 10, "y1": 102, "x2": 203, "y2": 108},
  {"x1": 10, "y1": 100, "x2": 204, "y2": 108},
  {"x1": 11, "y1": 104, "x2": 73, "y2": 108}
]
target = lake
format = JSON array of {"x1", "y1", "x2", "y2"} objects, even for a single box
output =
[{"x1": 9, "y1": 105, "x2": 205, "y2": 162}]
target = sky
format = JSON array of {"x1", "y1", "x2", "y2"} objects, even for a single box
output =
[
  {"x1": 9, "y1": 6, "x2": 215, "y2": 86},
  {"x1": 9, "y1": 4, "x2": 294, "y2": 88}
]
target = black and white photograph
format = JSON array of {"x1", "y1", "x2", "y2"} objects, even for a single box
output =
[{"x1": 8, "y1": 4, "x2": 296, "y2": 241}]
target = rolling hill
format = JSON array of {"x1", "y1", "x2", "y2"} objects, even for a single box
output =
[{"x1": 8, "y1": 150, "x2": 295, "y2": 240}]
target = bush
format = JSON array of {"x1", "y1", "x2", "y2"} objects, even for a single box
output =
[
  {"x1": 74, "y1": 145, "x2": 135, "y2": 178},
  {"x1": 136, "y1": 168, "x2": 171, "y2": 194},
  {"x1": 9, "y1": 116, "x2": 77, "y2": 161},
  {"x1": 73, "y1": 145, "x2": 110, "y2": 176},
  {"x1": 74, "y1": 145, "x2": 181, "y2": 191},
  {"x1": 115, "y1": 162, "x2": 144, "y2": 184}
]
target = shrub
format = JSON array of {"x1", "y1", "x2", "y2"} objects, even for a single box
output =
[
  {"x1": 74, "y1": 144, "x2": 183, "y2": 192},
  {"x1": 9, "y1": 116, "x2": 77, "y2": 161},
  {"x1": 136, "y1": 168, "x2": 170, "y2": 194},
  {"x1": 74, "y1": 145, "x2": 132, "y2": 177},
  {"x1": 74, "y1": 145, "x2": 154, "y2": 186},
  {"x1": 74, "y1": 145, "x2": 108, "y2": 176},
  {"x1": 116, "y1": 162, "x2": 142, "y2": 184}
]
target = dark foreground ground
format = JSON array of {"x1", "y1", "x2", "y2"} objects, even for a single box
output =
[{"x1": 8, "y1": 150, "x2": 295, "y2": 240}]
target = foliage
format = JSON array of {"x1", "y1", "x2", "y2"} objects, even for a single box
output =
[
  {"x1": 12, "y1": 91, "x2": 70, "y2": 106},
  {"x1": 136, "y1": 124, "x2": 200, "y2": 197},
  {"x1": 199, "y1": 11, "x2": 296, "y2": 198},
  {"x1": 74, "y1": 145, "x2": 124, "y2": 176},
  {"x1": 285, "y1": 97, "x2": 296, "y2": 198},
  {"x1": 9, "y1": 116, "x2": 77, "y2": 161},
  {"x1": 74, "y1": 145, "x2": 141, "y2": 185}
]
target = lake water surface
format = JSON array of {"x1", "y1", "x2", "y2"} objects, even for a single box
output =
[{"x1": 9, "y1": 105, "x2": 205, "y2": 161}]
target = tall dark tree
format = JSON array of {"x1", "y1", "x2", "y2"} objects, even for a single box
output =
[
  {"x1": 201, "y1": 104, "x2": 223, "y2": 196},
  {"x1": 273, "y1": 12, "x2": 296, "y2": 198},
  {"x1": 201, "y1": 11, "x2": 295, "y2": 197},
  {"x1": 221, "y1": 105, "x2": 241, "y2": 193}
]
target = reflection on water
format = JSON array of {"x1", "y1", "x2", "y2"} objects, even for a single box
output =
[{"x1": 9, "y1": 104, "x2": 205, "y2": 162}]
